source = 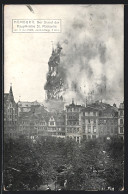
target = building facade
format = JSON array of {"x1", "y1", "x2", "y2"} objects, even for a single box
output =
[
  {"x1": 4, "y1": 87, "x2": 123, "y2": 142},
  {"x1": 98, "y1": 107, "x2": 118, "y2": 140},
  {"x1": 118, "y1": 102, "x2": 124, "y2": 140},
  {"x1": 4, "y1": 86, "x2": 18, "y2": 139},
  {"x1": 81, "y1": 106, "x2": 99, "y2": 140},
  {"x1": 65, "y1": 100, "x2": 83, "y2": 143},
  {"x1": 18, "y1": 101, "x2": 40, "y2": 116}
]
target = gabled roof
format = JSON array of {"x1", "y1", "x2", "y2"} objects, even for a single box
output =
[{"x1": 18, "y1": 101, "x2": 40, "y2": 107}]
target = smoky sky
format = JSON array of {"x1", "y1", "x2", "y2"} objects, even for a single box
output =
[{"x1": 55, "y1": 5, "x2": 124, "y2": 105}]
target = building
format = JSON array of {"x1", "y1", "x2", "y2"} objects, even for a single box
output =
[
  {"x1": 4, "y1": 85, "x2": 121, "y2": 142},
  {"x1": 4, "y1": 85, "x2": 18, "y2": 139},
  {"x1": 81, "y1": 106, "x2": 99, "y2": 140},
  {"x1": 98, "y1": 104, "x2": 118, "y2": 140},
  {"x1": 47, "y1": 112, "x2": 66, "y2": 138},
  {"x1": 18, "y1": 112, "x2": 48, "y2": 138},
  {"x1": 18, "y1": 105, "x2": 66, "y2": 139},
  {"x1": 18, "y1": 100, "x2": 40, "y2": 116},
  {"x1": 18, "y1": 106, "x2": 49, "y2": 138},
  {"x1": 65, "y1": 100, "x2": 83, "y2": 143},
  {"x1": 118, "y1": 102, "x2": 124, "y2": 140}
]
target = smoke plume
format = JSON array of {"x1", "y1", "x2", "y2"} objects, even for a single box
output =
[{"x1": 56, "y1": 5, "x2": 123, "y2": 105}]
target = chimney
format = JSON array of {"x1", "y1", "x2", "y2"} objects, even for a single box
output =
[{"x1": 72, "y1": 98, "x2": 74, "y2": 105}]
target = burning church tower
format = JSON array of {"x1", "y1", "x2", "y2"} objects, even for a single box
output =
[{"x1": 44, "y1": 43, "x2": 64, "y2": 101}]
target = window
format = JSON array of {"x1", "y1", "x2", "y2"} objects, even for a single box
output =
[
  {"x1": 91, "y1": 119, "x2": 93, "y2": 123},
  {"x1": 120, "y1": 127, "x2": 123, "y2": 133},
  {"x1": 93, "y1": 112, "x2": 96, "y2": 116},
  {"x1": 93, "y1": 126, "x2": 96, "y2": 133},
  {"x1": 94, "y1": 119, "x2": 96, "y2": 124},
  {"x1": 85, "y1": 112, "x2": 88, "y2": 116},
  {"x1": 104, "y1": 120, "x2": 106, "y2": 124},
  {"x1": 92, "y1": 135, "x2": 96, "y2": 139},
  {"x1": 120, "y1": 119, "x2": 123, "y2": 125},
  {"x1": 88, "y1": 119, "x2": 90, "y2": 123},
  {"x1": 77, "y1": 136, "x2": 79, "y2": 143},
  {"x1": 88, "y1": 135, "x2": 91, "y2": 139},
  {"x1": 90, "y1": 112, "x2": 93, "y2": 116},
  {"x1": 88, "y1": 126, "x2": 91, "y2": 133},
  {"x1": 50, "y1": 121, "x2": 54, "y2": 126},
  {"x1": 120, "y1": 110, "x2": 123, "y2": 116}
]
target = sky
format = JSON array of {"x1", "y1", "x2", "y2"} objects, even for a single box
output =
[{"x1": 4, "y1": 4, "x2": 124, "y2": 106}]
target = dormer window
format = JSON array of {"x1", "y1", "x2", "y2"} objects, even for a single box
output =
[{"x1": 50, "y1": 121, "x2": 54, "y2": 126}]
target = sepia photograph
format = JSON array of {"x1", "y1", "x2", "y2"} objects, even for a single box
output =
[{"x1": 4, "y1": 4, "x2": 124, "y2": 191}]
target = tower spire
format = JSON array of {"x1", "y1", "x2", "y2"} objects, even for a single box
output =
[{"x1": 9, "y1": 83, "x2": 14, "y2": 102}]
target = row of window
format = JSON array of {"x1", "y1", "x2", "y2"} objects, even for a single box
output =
[
  {"x1": 19, "y1": 126, "x2": 47, "y2": 130},
  {"x1": 68, "y1": 116, "x2": 78, "y2": 120},
  {"x1": 37, "y1": 131, "x2": 65, "y2": 136},
  {"x1": 20, "y1": 121, "x2": 65, "y2": 126},
  {"x1": 6, "y1": 115, "x2": 17, "y2": 119},
  {"x1": 99, "y1": 119, "x2": 117, "y2": 124},
  {"x1": 67, "y1": 128, "x2": 80, "y2": 133},
  {"x1": 83, "y1": 112, "x2": 98, "y2": 116},
  {"x1": 100, "y1": 128, "x2": 114, "y2": 134},
  {"x1": 67, "y1": 108, "x2": 81, "y2": 112},
  {"x1": 83, "y1": 119, "x2": 97, "y2": 124},
  {"x1": 67, "y1": 136, "x2": 80, "y2": 142},
  {"x1": 49, "y1": 121, "x2": 55, "y2": 126},
  {"x1": 83, "y1": 135, "x2": 96, "y2": 139},
  {"x1": 21, "y1": 121, "x2": 46, "y2": 125},
  {"x1": 67, "y1": 121, "x2": 79, "y2": 125},
  {"x1": 87, "y1": 126, "x2": 97, "y2": 133},
  {"x1": 7, "y1": 109, "x2": 17, "y2": 113}
]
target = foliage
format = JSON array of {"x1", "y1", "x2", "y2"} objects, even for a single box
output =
[{"x1": 4, "y1": 136, "x2": 124, "y2": 191}]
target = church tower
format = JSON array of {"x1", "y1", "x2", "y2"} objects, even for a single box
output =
[
  {"x1": 8, "y1": 84, "x2": 14, "y2": 102},
  {"x1": 44, "y1": 43, "x2": 64, "y2": 101}
]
